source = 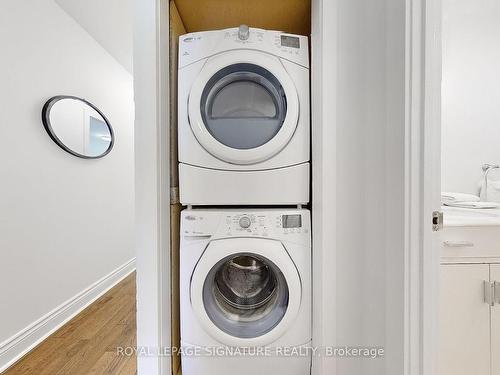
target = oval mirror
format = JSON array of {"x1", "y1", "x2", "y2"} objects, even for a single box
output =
[{"x1": 42, "y1": 96, "x2": 114, "y2": 158}]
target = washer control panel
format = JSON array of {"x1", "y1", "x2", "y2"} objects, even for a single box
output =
[
  {"x1": 224, "y1": 214, "x2": 270, "y2": 236},
  {"x1": 181, "y1": 209, "x2": 310, "y2": 241},
  {"x1": 222, "y1": 211, "x2": 309, "y2": 237}
]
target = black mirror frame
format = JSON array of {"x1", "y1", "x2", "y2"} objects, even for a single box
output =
[{"x1": 41, "y1": 95, "x2": 114, "y2": 159}]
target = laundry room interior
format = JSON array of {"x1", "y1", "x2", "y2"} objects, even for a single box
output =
[
  {"x1": 168, "y1": 1, "x2": 311, "y2": 374},
  {"x1": 134, "y1": 0, "x2": 408, "y2": 374}
]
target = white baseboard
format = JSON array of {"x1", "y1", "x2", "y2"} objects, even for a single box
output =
[{"x1": 0, "y1": 258, "x2": 136, "y2": 372}]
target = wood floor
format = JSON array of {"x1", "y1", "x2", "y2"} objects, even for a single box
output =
[{"x1": 3, "y1": 272, "x2": 137, "y2": 375}]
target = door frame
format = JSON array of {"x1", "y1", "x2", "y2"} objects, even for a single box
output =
[
  {"x1": 405, "y1": 0, "x2": 442, "y2": 374},
  {"x1": 134, "y1": 0, "x2": 171, "y2": 374},
  {"x1": 310, "y1": 1, "x2": 336, "y2": 374}
]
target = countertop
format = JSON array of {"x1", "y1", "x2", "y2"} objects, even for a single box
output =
[{"x1": 443, "y1": 205, "x2": 500, "y2": 227}]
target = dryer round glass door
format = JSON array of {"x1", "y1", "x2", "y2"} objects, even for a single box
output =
[
  {"x1": 203, "y1": 253, "x2": 288, "y2": 338},
  {"x1": 188, "y1": 50, "x2": 300, "y2": 165},
  {"x1": 200, "y1": 63, "x2": 286, "y2": 150}
]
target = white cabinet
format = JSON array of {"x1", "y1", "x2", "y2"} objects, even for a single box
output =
[
  {"x1": 439, "y1": 264, "x2": 491, "y2": 375},
  {"x1": 439, "y1": 224, "x2": 500, "y2": 375},
  {"x1": 491, "y1": 265, "x2": 500, "y2": 375},
  {"x1": 440, "y1": 226, "x2": 500, "y2": 263}
]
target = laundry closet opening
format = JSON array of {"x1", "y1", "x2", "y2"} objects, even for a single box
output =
[{"x1": 169, "y1": 1, "x2": 312, "y2": 374}]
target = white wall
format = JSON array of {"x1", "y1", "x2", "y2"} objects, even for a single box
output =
[
  {"x1": 55, "y1": 0, "x2": 133, "y2": 73},
  {"x1": 0, "y1": 0, "x2": 134, "y2": 368},
  {"x1": 441, "y1": 0, "x2": 500, "y2": 194},
  {"x1": 312, "y1": 0, "x2": 406, "y2": 374}
]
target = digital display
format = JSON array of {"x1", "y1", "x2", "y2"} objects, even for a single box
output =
[
  {"x1": 282, "y1": 214, "x2": 302, "y2": 228},
  {"x1": 281, "y1": 35, "x2": 300, "y2": 48}
]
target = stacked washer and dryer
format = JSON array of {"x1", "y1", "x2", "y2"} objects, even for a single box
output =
[{"x1": 178, "y1": 25, "x2": 311, "y2": 375}]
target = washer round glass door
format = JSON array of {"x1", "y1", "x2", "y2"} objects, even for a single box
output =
[
  {"x1": 188, "y1": 50, "x2": 299, "y2": 165},
  {"x1": 204, "y1": 253, "x2": 288, "y2": 338},
  {"x1": 190, "y1": 238, "x2": 302, "y2": 347}
]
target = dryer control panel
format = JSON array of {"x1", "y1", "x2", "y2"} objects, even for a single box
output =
[
  {"x1": 181, "y1": 209, "x2": 310, "y2": 243},
  {"x1": 179, "y1": 27, "x2": 309, "y2": 69}
]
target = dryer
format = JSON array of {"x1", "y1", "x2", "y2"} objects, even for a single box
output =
[
  {"x1": 180, "y1": 208, "x2": 311, "y2": 375},
  {"x1": 178, "y1": 26, "x2": 310, "y2": 205}
]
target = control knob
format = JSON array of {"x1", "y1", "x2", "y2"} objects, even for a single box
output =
[
  {"x1": 238, "y1": 24, "x2": 250, "y2": 40},
  {"x1": 239, "y1": 216, "x2": 251, "y2": 228}
]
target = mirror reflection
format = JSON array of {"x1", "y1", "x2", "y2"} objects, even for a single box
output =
[{"x1": 42, "y1": 96, "x2": 114, "y2": 158}]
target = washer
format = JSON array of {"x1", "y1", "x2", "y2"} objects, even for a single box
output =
[
  {"x1": 178, "y1": 26, "x2": 310, "y2": 205},
  {"x1": 180, "y1": 208, "x2": 311, "y2": 375}
]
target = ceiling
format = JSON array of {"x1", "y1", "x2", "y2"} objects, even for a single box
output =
[{"x1": 55, "y1": 0, "x2": 133, "y2": 73}]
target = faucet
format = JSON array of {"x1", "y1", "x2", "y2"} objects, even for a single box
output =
[
  {"x1": 482, "y1": 163, "x2": 500, "y2": 201},
  {"x1": 482, "y1": 163, "x2": 499, "y2": 173}
]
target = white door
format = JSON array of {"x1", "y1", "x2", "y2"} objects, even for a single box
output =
[
  {"x1": 439, "y1": 264, "x2": 491, "y2": 375},
  {"x1": 188, "y1": 50, "x2": 299, "y2": 165},
  {"x1": 190, "y1": 237, "x2": 301, "y2": 347},
  {"x1": 491, "y1": 264, "x2": 500, "y2": 374}
]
